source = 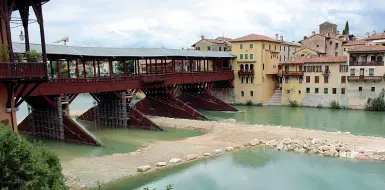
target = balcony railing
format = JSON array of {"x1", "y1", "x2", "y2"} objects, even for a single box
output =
[
  {"x1": 323, "y1": 70, "x2": 331, "y2": 76},
  {"x1": 0, "y1": 62, "x2": 48, "y2": 79},
  {"x1": 347, "y1": 76, "x2": 383, "y2": 82},
  {"x1": 349, "y1": 61, "x2": 384, "y2": 66},
  {"x1": 238, "y1": 70, "x2": 254, "y2": 76},
  {"x1": 282, "y1": 71, "x2": 304, "y2": 76}
]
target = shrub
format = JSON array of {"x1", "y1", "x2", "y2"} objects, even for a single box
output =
[
  {"x1": 0, "y1": 124, "x2": 67, "y2": 190},
  {"x1": 0, "y1": 44, "x2": 9, "y2": 62},
  {"x1": 254, "y1": 102, "x2": 263, "y2": 106},
  {"x1": 144, "y1": 184, "x2": 174, "y2": 190},
  {"x1": 316, "y1": 104, "x2": 323, "y2": 108},
  {"x1": 14, "y1": 53, "x2": 25, "y2": 61},
  {"x1": 246, "y1": 100, "x2": 253, "y2": 106},
  {"x1": 26, "y1": 50, "x2": 42, "y2": 61},
  {"x1": 288, "y1": 99, "x2": 298, "y2": 107},
  {"x1": 330, "y1": 101, "x2": 341, "y2": 109},
  {"x1": 365, "y1": 90, "x2": 385, "y2": 111}
]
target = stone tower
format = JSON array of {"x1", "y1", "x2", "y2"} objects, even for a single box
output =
[{"x1": 319, "y1": 22, "x2": 337, "y2": 35}]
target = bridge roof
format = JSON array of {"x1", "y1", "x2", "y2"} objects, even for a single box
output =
[{"x1": 12, "y1": 43, "x2": 235, "y2": 59}]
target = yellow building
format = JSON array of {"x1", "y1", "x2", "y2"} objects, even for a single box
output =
[
  {"x1": 294, "y1": 47, "x2": 326, "y2": 58},
  {"x1": 191, "y1": 35, "x2": 231, "y2": 51},
  {"x1": 231, "y1": 34, "x2": 280, "y2": 104},
  {"x1": 280, "y1": 56, "x2": 349, "y2": 107}
]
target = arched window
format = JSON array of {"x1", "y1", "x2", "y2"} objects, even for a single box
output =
[
  {"x1": 241, "y1": 91, "x2": 244, "y2": 97},
  {"x1": 246, "y1": 77, "x2": 249, "y2": 83},
  {"x1": 245, "y1": 64, "x2": 249, "y2": 70},
  {"x1": 240, "y1": 64, "x2": 244, "y2": 71},
  {"x1": 250, "y1": 64, "x2": 254, "y2": 71},
  {"x1": 241, "y1": 77, "x2": 244, "y2": 83},
  {"x1": 377, "y1": 56, "x2": 383, "y2": 62}
]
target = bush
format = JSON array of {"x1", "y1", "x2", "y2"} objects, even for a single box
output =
[
  {"x1": 330, "y1": 101, "x2": 341, "y2": 109},
  {"x1": 0, "y1": 124, "x2": 67, "y2": 190},
  {"x1": 144, "y1": 184, "x2": 174, "y2": 190},
  {"x1": 26, "y1": 50, "x2": 42, "y2": 61},
  {"x1": 365, "y1": 90, "x2": 385, "y2": 111},
  {"x1": 14, "y1": 53, "x2": 25, "y2": 61},
  {"x1": 0, "y1": 44, "x2": 9, "y2": 62},
  {"x1": 254, "y1": 102, "x2": 263, "y2": 106},
  {"x1": 288, "y1": 99, "x2": 298, "y2": 107},
  {"x1": 316, "y1": 104, "x2": 323, "y2": 108},
  {"x1": 245, "y1": 100, "x2": 253, "y2": 106}
]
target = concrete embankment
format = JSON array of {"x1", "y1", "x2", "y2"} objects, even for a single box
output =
[{"x1": 62, "y1": 117, "x2": 385, "y2": 189}]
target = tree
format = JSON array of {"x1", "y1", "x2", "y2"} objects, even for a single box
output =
[
  {"x1": 0, "y1": 124, "x2": 68, "y2": 189},
  {"x1": 342, "y1": 21, "x2": 349, "y2": 35},
  {"x1": 115, "y1": 60, "x2": 135, "y2": 74}
]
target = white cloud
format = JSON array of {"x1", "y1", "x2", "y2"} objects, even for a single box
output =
[{"x1": 10, "y1": 0, "x2": 385, "y2": 49}]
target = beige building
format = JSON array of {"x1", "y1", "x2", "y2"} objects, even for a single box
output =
[
  {"x1": 231, "y1": 34, "x2": 280, "y2": 104},
  {"x1": 299, "y1": 33, "x2": 344, "y2": 57},
  {"x1": 191, "y1": 36, "x2": 231, "y2": 51},
  {"x1": 347, "y1": 45, "x2": 385, "y2": 109},
  {"x1": 278, "y1": 34, "x2": 301, "y2": 62},
  {"x1": 294, "y1": 47, "x2": 326, "y2": 58}
]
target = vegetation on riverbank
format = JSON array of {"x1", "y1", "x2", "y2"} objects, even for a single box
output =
[
  {"x1": 144, "y1": 184, "x2": 174, "y2": 190},
  {"x1": 330, "y1": 101, "x2": 341, "y2": 109},
  {"x1": 365, "y1": 90, "x2": 385, "y2": 111},
  {"x1": 0, "y1": 124, "x2": 67, "y2": 190}
]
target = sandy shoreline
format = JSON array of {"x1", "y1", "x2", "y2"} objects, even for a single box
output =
[{"x1": 62, "y1": 116, "x2": 385, "y2": 189}]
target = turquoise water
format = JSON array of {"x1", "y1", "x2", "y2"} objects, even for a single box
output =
[
  {"x1": 103, "y1": 148, "x2": 385, "y2": 190},
  {"x1": 201, "y1": 106, "x2": 385, "y2": 137}
]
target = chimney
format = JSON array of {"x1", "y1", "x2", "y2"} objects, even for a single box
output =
[
  {"x1": 304, "y1": 36, "x2": 308, "y2": 40},
  {"x1": 280, "y1": 36, "x2": 284, "y2": 42},
  {"x1": 201, "y1": 35, "x2": 204, "y2": 40},
  {"x1": 366, "y1": 32, "x2": 370, "y2": 38},
  {"x1": 275, "y1": 34, "x2": 279, "y2": 40},
  {"x1": 337, "y1": 30, "x2": 340, "y2": 35},
  {"x1": 373, "y1": 30, "x2": 376, "y2": 35},
  {"x1": 312, "y1": 31, "x2": 316, "y2": 36}
]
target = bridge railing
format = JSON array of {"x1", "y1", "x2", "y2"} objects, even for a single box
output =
[{"x1": 0, "y1": 62, "x2": 47, "y2": 79}]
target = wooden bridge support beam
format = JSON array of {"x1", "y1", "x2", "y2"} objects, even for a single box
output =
[
  {"x1": 179, "y1": 82, "x2": 237, "y2": 111},
  {"x1": 17, "y1": 95, "x2": 100, "y2": 146},
  {"x1": 135, "y1": 86, "x2": 207, "y2": 120}
]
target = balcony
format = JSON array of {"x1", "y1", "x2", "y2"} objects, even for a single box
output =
[
  {"x1": 0, "y1": 62, "x2": 48, "y2": 80},
  {"x1": 238, "y1": 70, "x2": 254, "y2": 77},
  {"x1": 282, "y1": 71, "x2": 304, "y2": 76},
  {"x1": 323, "y1": 70, "x2": 331, "y2": 76},
  {"x1": 347, "y1": 76, "x2": 383, "y2": 82},
  {"x1": 349, "y1": 61, "x2": 384, "y2": 66}
]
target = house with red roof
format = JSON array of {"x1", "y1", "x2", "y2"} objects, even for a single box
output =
[{"x1": 191, "y1": 35, "x2": 232, "y2": 51}]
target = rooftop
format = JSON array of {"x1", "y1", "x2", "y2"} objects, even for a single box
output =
[
  {"x1": 231, "y1": 34, "x2": 280, "y2": 43},
  {"x1": 349, "y1": 45, "x2": 385, "y2": 53},
  {"x1": 279, "y1": 56, "x2": 347, "y2": 65},
  {"x1": 343, "y1": 40, "x2": 366, "y2": 46},
  {"x1": 366, "y1": 33, "x2": 385, "y2": 41},
  {"x1": 13, "y1": 43, "x2": 236, "y2": 59}
]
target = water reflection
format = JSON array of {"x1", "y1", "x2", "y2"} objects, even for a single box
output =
[{"x1": 231, "y1": 148, "x2": 274, "y2": 169}]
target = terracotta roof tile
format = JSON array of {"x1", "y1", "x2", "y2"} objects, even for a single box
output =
[
  {"x1": 367, "y1": 33, "x2": 385, "y2": 40},
  {"x1": 206, "y1": 39, "x2": 226, "y2": 44},
  {"x1": 279, "y1": 56, "x2": 347, "y2": 65},
  {"x1": 231, "y1": 34, "x2": 279, "y2": 42},
  {"x1": 349, "y1": 45, "x2": 385, "y2": 52},
  {"x1": 293, "y1": 47, "x2": 326, "y2": 54},
  {"x1": 343, "y1": 40, "x2": 366, "y2": 46}
]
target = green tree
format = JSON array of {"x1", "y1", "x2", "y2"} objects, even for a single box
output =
[
  {"x1": 342, "y1": 21, "x2": 349, "y2": 35},
  {"x1": 115, "y1": 60, "x2": 135, "y2": 74},
  {"x1": 0, "y1": 124, "x2": 68, "y2": 189}
]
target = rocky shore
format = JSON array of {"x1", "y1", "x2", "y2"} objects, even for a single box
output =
[{"x1": 62, "y1": 117, "x2": 385, "y2": 189}]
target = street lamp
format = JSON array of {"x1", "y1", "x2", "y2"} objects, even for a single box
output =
[{"x1": 19, "y1": 31, "x2": 24, "y2": 41}]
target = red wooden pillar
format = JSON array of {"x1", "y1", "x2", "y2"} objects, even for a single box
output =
[
  {"x1": 109, "y1": 59, "x2": 113, "y2": 78},
  {"x1": 75, "y1": 59, "x2": 79, "y2": 78},
  {"x1": 149, "y1": 59, "x2": 153, "y2": 74},
  {"x1": 32, "y1": 2, "x2": 47, "y2": 64},
  {"x1": 56, "y1": 59, "x2": 60, "y2": 78},
  {"x1": 190, "y1": 60, "x2": 192, "y2": 72},
  {"x1": 93, "y1": 59, "x2": 96, "y2": 78},
  {"x1": 83, "y1": 60, "x2": 86, "y2": 78},
  {"x1": 172, "y1": 59, "x2": 175, "y2": 73},
  {"x1": 182, "y1": 60, "x2": 184, "y2": 73},
  {"x1": 123, "y1": 59, "x2": 127, "y2": 76},
  {"x1": 97, "y1": 60, "x2": 100, "y2": 77},
  {"x1": 198, "y1": 60, "x2": 201, "y2": 71},
  {"x1": 145, "y1": 59, "x2": 148, "y2": 74}
]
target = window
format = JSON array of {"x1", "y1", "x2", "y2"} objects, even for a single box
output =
[
  {"x1": 250, "y1": 64, "x2": 254, "y2": 70},
  {"x1": 359, "y1": 87, "x2": 362, "y2": 92},
  {"x1": 324, "y1": 88, "x2": 328, "y2": 94},
  {"x1": 333, "y1": 88, "x2": 337, "y2": 94},
  {"x1": 315, "y1": 76, "x2": 319, "y2": 83},
  {"x1": 241, "y1": 91, "x2": 244, "y2": 97},
  {"x1": 224, "y1": 47, "x2": 227, "y2": 51},
  {"x1": 263, "y1": 64, "x2": 265, "y2": 70},
  {"x1": 306, "y1": 88, "x2": 310, "y2": 93},
  {"x1": 335, "y1": 43, "x2": 339, "y2": 48},
  {"x1": 371, "y1": 87, "x2": 375, "y2": 92},
  {"x1": 285, "y1": 77, "x2": 289, "y2": 84},
  {"x1": 219, "y1": 47, "x2": 222, "y2": 51},
  {"x1": 335, "y1": 52, "x2": 338, "y2": 56},
  {"x1": 269, "y1": 45, "x2": 271, "y2": 50},
  {"x1": 240, "y1": 64, "x2": 244, "y2": 70},
  {"x1": 298, "y1": 90, "x2": 302, "y2": 94},
  {"x1": 246, "y1": 77, "x2": 249, "y2": 83},
  {"x1": 275, "y1": 45, "x2": 277, "y2": 50},
  {"x1": 340, "y1": 65, "x2": 348, "y2": 72},
  {"x1": 284, "y1": 46, "x2": 286, "y2": 51},
  {"x1": 250, "y1": 91, "x2": 254, "y2": 96},
  {"x1": 306, "y1": 66, "x2": 311, "y2": 72},
  {"x1": 245, "y1": 54, "x2": 249, "y2": 60},
  {"x1": 262, "y1": 44, "x2": 265, "y2": 49},
  {"x1": 280, "y1": 56, "x2": 282, "y2": 62},
  {"x1": 369, "y1": 68, "x2": 374, "y2": 76},
  {"x1": 316, "y1": 45, "x2": 319, "y2": 47},
  {"x1": 298, "y1": 76, "x2": 304, "y2": 83},
  {"x1": 196, "y1": 47, "x2": 200, "y2": 50},
  {"x1": 245, "y1": 64, "x2": 249, "y2": 70},
  {"x1": 241, "y1": 77, "x2": 244, "y2": 83},
  {"x1": 250, "y1": 54, "x2": 254, "y2": 60},
  {"x1": 284, "y1": 56, "x2": 286, "y2": 61},
  {"x1": 240, "y1": 54, "x2": 244, "y2": 60},
  {"x1": 250, "y1": 44, "x2": 253, "y2": 49},
  {"x1": 324, "y1": 76, "x2": 328, "y2": 83},
  {"x1": 344, "y1": 48, "x2": 346, "y2": 51},
  {"x1": 341, "y1": 88, "x2": 345, "y2": 94},
  {"x1": 306, "y1": 76, "x2": 310, "y2": 83},
  {"x1": 315, "y1": 88, "x2": 319, "y2": 94},
  {"x1": 341, "y1": 76, "x2": 346, "y2": 83},
  {"x1": 207, "y1": 46, "x2": 211, "y2": 50},
  {"x1": 350, "y1": 68, "x2": 355, "y2": 76},
  {"x1": 287, "y1": 90, "x2": 290, "y2": 94},
  {"x1": 240, "y1": 44, "x2": 244, "y2": 49}
]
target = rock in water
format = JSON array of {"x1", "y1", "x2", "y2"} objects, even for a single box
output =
[
  {"x1": 249, "y1": 139, "x2": 261, "y2": 146},
  {"x1": 156, "y1": 162, "x2": 167, "y2": 167},
  {"x1": 339, "y1": 151, "x2": 347, "y2": 158},
  {"x1": 234, "y1": 145, "x2": 241, "y2": 149},
  {"x1": 169, "y1": 158, "x2": 182, "y2": 164},
  {"x1": 225, "y1": 147, "x2": 234, "y2": 151},
  {"x1": 350, "y1": 151, "x2": 360, "y2": 159},
  {"x1": 186, "y1": 154, "x2": 198, "y2": 161},
  {"x1": 214, "y1": 149, "x2": 223, "y2": 154},
  {"x1": 203, "y1": 153, "x2": 211, "y2": 156},
  {"x1": 137, "y1": 165, "x2": 151, "y2": 172}
]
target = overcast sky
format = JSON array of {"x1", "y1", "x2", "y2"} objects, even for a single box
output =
[{"x1": 10, "y1": 0, "x2": 385, "y2": 49}]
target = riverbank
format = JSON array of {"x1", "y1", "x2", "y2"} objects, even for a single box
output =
[{"x1": 62, "y1": 116, "x2": 385, "y2": 189}]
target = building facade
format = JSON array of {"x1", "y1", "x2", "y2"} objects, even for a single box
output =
[
  {"x1": 279, "y1": 35, "x2": 301, "y2": 62},
  {"x1": 231, "y1": 34, "x2": 280, "y2": 104},
  {"x1": 192, "y1": 36, "x2": 231, "y2": 51},
  {"x1": 299, "y1": 33, "x2": 344, "y2": 57},
  {"x1": 319, "y1": 22, "x2": 337, "y2": 35}
]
